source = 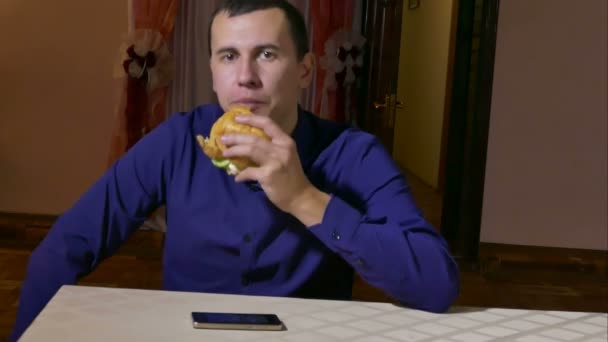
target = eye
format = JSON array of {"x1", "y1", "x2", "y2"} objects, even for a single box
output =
[
  {"x1": 221, "y1": 53, "x2": 236, "y2": 62},
  {"x1": 260, "y1": 50, "x2": 276, "y2": 61}
]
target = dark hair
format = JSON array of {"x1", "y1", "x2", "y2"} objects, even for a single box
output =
[{"x1": 207, "y1": 0, "x2": 309, "y2": 60}]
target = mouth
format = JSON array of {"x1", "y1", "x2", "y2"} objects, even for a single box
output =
[{"x1": 232, "y1": 99, "x2": 267, "y2": 112}]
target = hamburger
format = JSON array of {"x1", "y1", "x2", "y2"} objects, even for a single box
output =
[{"x1": 196, "y1": 105, "x2": 270, "y2": 175}]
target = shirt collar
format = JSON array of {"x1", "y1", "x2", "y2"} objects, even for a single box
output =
[{"x1": 291, "y1": 105, "x2": 316, "y2": 170}]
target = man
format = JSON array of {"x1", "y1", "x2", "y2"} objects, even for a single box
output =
[{"x1": 10, "y1": 0, "x2": 459, "y2": 340}]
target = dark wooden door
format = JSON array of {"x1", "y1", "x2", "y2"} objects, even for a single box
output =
[
  {"x1": 357, "y1": 0, "x2": 404, "y2": 154},
  {"x1": 356, "y1": 0, "x2": 501, "y2": 264},
  {"x1": 352, "y1": 0, "x2": 406, "y2": 303}
]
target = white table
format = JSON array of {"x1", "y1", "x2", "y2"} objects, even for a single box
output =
[{"x1": 21, "y1": 285, "x2": 607, "y2": 341}]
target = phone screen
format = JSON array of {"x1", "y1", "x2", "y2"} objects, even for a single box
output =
[{"x1": 192, "y1": 312, "x2": 282, "y2": 326}]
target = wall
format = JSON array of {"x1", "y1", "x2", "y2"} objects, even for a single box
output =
[
  {"x1": 393, "y1": 0, "x2": 455, "y2": 189},
  {"x1": 0, "y1": 1, "x2": 127, "y2": 214},
  {"x1": 481, "y1": 0, "x2": 608, "y2": 250}
]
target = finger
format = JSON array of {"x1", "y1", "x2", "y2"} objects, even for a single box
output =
[
  {"x1": 234, "y1": 114, "x2": 289, "y2": 143},
  {"x1": 222, "y1": 143, "x2": 274, "y2": 165},
  {"x1": 220, "y1": 133, "x2": 266, "y2": 147},
  {"x1": 234, "y1": 167, "x2": 262, "y2": 183}
]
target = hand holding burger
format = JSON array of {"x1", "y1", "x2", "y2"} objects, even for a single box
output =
[
  {"x1": 195, "y1": 105, "x2": 330, "y2": 226},
  {"x1": 196, "y1": 105, "x2": 270, "y2": 175}
]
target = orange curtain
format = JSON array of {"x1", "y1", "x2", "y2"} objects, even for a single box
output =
[
  {"x1": 107, "y1": 0, "x2": 179, "y2": 166},
  {"x1": 310, "y1": 0, "x2": 355, "y2": 121}
]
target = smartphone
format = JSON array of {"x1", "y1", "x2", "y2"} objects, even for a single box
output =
[{"x1": 191, "y1": 311, "x2": 285, "y2": 331}]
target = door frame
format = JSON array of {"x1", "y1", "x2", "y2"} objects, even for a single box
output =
[
  {"x1": 358, "y1": 0, "x2": 501, "y2": 263},
  {"x1": 441, "y1": 0, "x2": 500, "y2": 262}
]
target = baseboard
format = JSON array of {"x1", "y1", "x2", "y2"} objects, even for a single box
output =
[
  {"x1": 0, "y1": 211, "x2": 58, "y2": 228},
  {"x1": 0, "y1": 212, "x2": 57, "y2": 245},
  {"x1": 0, "y1": 211, "x2": 163, "y2": 257},
  {"x1": 478, "y1": 242, "x2": 607, "y2": 278}
]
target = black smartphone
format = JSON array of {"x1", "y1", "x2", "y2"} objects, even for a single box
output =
[{"x1": 191, "y1": 311, "x2": 285, "y2": 331}]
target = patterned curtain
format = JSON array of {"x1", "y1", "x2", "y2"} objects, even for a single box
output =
[
  {"x1": 167, "y1": 0, "x2": 223, "y2": 114},
  {"x1": 301, "y1": 0, "x2": 365, "y2": 124},
  {"x1": 107, "y1": 0, "x2": 180, "y2": 166}
]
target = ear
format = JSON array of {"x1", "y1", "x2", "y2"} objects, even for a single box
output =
[{"x1": 298, "y1": 52, "x2": 315, "y2": 89}]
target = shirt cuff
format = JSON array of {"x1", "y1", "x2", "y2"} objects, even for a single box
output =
[{"x1": 308, "y1": 195, "x2": 363, "y2": 256}]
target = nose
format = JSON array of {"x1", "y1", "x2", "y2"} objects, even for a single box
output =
[{"x1": 237, "y1": 59, "x2": 262, "y2": 89}]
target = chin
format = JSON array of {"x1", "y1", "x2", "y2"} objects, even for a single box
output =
[{"x1": 247, "y1": 106, "x2": 273, "y2": 117}]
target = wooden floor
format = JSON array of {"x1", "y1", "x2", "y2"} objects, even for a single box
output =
[{"x1": 1, "y1": 174, "x2": 606, "y2": 340}]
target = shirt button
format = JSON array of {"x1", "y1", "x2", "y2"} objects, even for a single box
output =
[
  {"x1": 243, "y1": 234, "x2": 252, "y2": 243},
  {"x1": 331, "y1": 230, "x2": 341, "y2": 240},
  {"x1": 355, "y1": 258, "x2": 365, "y2": 266}
]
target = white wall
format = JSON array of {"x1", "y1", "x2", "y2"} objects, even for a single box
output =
[
  {"x1": 0, "y1": 1, "x2": 127, "y2": 214},
  {"x1": 481, "y1": 0, "x2": 608, "y2": 250}
]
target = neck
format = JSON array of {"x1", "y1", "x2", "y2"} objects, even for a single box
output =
[{"x1": 279, "y1": 105, "x2": 300, "y2": 136}]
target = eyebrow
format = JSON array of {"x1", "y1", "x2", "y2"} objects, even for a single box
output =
[{"x1": 213, "y1": 44, "x2": 281, "y2": 55}]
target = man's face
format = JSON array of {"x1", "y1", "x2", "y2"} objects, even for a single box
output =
[{"x1": 209, "y1": 8, "x2": 313, "y2": 131}]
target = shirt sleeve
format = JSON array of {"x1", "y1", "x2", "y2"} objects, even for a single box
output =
[
  {"x1": 308, "y1": 133, "x2": 460, "y2": 313},
  {"x1": 9, "y1": 115, "x2": 186, "y2": 342}
]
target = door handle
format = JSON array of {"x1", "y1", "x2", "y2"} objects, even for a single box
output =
[
  {"x1": 374, "y1": 95, "x2": 390, "y2": 109},
  {"x1": 374, "y1": 94, "x2": 404, "y2": 128},
  {"x1": 374, "y1": 94, "x2": 404, "y2": 109}
]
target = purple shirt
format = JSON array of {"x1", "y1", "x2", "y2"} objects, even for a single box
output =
[{"x1": 11, "y1": 104, "x2": 459, "y2": 341}]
